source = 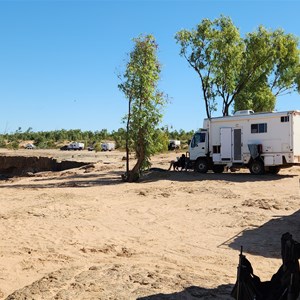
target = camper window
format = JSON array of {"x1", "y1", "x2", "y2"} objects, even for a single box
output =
[
  {"x1": 213, "y1": 145, "x2": 221, "y2": 154},
  {"x1": 251, "y1": 123, "x2": 267, "y2": 134},
  {"x1": 281, "y1": 116, "x2": 289, "y2": 122}
]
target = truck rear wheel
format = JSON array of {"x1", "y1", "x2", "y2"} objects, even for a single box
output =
[
  {"x1": 268, "y1": 166, "x2": 280, "y2": 174},
  {"x1": 212, "y1": 165, "x2": 224, "y2": 173},
  {"x1": 249, "y1": 160, "x2": 265, "y2": 175},
  {"x1": 195, "y1": 159, "x2": 208, "y2": 173}
]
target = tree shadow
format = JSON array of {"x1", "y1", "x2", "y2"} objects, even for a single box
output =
[
  {"x1": 137, "y1": 284, "x2": 233, "y2": 299},
  {"x1": 219, "y1": 209, "x2": 300, "y2": 259},
  {"x1": 0, "y1": 170, "x2": 125, "y2": 189},
  {"x1": 141, "y1": 169, "x2": 297, "y2": 183},
  {"x1": 0, "y1": 167, "x2": 298, "y2": 189}
]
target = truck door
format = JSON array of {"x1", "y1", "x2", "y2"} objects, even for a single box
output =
[
  {"x1": 189, "y1": 131, "x2": 207, "y2": 161},
  {"x1": 233, "y1": 128, "x2": 242, "y2": 162},
  {"x1": 220, "y1": 128, "x2": 232, "y2": 161}
]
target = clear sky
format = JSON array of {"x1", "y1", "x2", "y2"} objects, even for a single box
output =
[{"x1": 0, "y1": 0, "x2": 299, "y2": 133}]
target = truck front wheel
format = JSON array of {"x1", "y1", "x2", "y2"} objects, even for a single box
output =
[
  {"x1": 195, "y1": 159, "x2": 208, "y2": 173},
  {"x1": 249, "y1": 160, "x2": 265, "y2": 175}
]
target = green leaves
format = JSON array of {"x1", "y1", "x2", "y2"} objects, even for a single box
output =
[
  {"x1": 176, "y1": 16, "x2": 300, "y2": 116},
  {"x1": 119, "y1": 34, "x2": 168, "y2": 180},
  {"x1": 176, "y1": 16, "x2": 244, "y2": 117}
]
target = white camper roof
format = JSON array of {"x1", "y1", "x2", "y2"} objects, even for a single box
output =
[
  {"x1": 206, "y1": 110, "x2": 300, "y2": 121},
  {"x1": 234, "y1": 110, "x2": 254, "y2": 115}
]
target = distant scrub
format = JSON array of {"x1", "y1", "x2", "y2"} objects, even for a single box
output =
[{"x1": 0, "y1": 127, "x2": 195, "y2": 151}]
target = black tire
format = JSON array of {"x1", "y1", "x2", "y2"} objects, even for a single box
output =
[
  {"x1": 195, "y1": 159, "x2": 208, "y2": 173},
  {"x1": 249, "y1": 160, "x2": 265, "y2": 175},
  {"x1": 212, "y1": 165, "x2": 225, "y2": 173},
  {"x1": 268, "y1": 166, "x2": 280, "y2": 174}
]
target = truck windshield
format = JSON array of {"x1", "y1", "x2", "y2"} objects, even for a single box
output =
[{"x1": 191, "y1": 132, "x2": 206, "y2": 147}]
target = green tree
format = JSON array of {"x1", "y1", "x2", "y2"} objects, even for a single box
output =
[
  {"x1": 175, "y1": 16, "x2": 300, "y2": 117},
  {"x1": 175, "y1": 16, "x2": 244, "y2": 118},
  {"x1": 152, "y1": 129, "x2": 169, "y2": 153},
  {"x1": 99, "y1": 129, "x2": 109, "y2": 140},
  {"x1": 118, "y1": 34, "x2": 167, "y2": 182},
  {"x1": 235, "y1": 27, "x2": 300, "y2": 112},
  {"x1": 111, "y1": 128, "x2": 127, "y2": 149},
  {"x1": 234, "y1": 81, "x2": 276, "y2": 112}
]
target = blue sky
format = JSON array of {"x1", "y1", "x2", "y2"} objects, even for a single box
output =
[{"x1": 0, "y1": 0, "x2": 299, "y2": 133}]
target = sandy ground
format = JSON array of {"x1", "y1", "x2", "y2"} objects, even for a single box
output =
[{"x1": 0, "y1": 149, "x2": 299, "y2": 299}]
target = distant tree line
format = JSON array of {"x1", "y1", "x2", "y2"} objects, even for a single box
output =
[{"x1": 0, "y1": 127, "x2": 195, "y2": 151}]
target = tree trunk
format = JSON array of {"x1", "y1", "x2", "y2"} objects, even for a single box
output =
[
  {"x1": 125, "y1": 97, "x2": 132, "y2": 175},
  {"x1": 127, "y1": 148, "x2": 145, "y2": 182},
  {"x1": 126, "y1": 131, "x2": 145, "y2": 182},
  {"x1": 223, "y1": 104, "x2": 229, "y2": 116}
]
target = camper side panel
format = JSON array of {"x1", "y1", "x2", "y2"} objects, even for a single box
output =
[
  {"x1": 208, "y1": 112, "x2": 294, "y2": 164},
  {"x1": 247, "y1": 114, "x2": 291, "y2": 154},
  {"x1": 292, "y1": 112, "x2": 300, "y2": 157}
]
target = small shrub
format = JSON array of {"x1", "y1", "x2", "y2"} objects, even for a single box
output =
[
  {"x1": 94, "y1": 143, "x2": 102, "y2": 152},
  {"x1": 0, "y1": 139, "x2": 6, "y2": 148},
  {"x1": 7, "y1": 141, "x2": 19, "y2": 150}
]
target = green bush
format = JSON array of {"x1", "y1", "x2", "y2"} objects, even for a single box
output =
[
  {"x1": 7, "y1": 141, "x2": 19, "y2": 150},
  {"x1": 0, "y1": 138, "x2": 6, "y2": 148},
  {"x1": 94, "y1": 143, "x2": 102, "y2": 152}
]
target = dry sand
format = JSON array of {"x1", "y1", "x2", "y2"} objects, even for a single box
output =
[{"x1": 0, "y1": 149, "x2": 299, "y2": 299}]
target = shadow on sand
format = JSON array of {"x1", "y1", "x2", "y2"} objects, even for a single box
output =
[
  {"x1": 137, "y1": 211, "x2": 300, "y2": 300},
  {"x1": 220, "y1": 209, "x2": 300, "y2": 259},
  {"x1": 0, "y1": 170, "x2": 124, "y2": 189},
  {"x1": 1, "y1": 167, "x2": 297, "y2": 189},
  {"x1": 137, "y1": 284, "x2": 233, "y2": 300},
  {"x1": 141, "y1": 168, "x2": 297, "y2": 184}
]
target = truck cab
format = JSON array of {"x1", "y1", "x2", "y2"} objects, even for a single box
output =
[
  {"x1": 188, "y1": 129, "x2": 216, "y2": 173},
  {"x1": 189, "y1": 130, "x2": 208, "y2": 160}
]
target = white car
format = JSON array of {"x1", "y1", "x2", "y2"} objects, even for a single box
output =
[{"x1": 25, "y1": 143, "x2": 36, "y2": 149}]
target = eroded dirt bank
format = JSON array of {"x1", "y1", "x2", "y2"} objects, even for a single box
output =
[
  {"x1": 0, "y1": 155, "x2": 89, "y2": 176},
  {"x1": 0, "y1": 148, "x2": 125, "y2": 177}
]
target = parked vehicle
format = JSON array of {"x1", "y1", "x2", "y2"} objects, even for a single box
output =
[
  {"x1": 60, "y1": 142, "x2": 84, "y2": 151},
  {"x1": 187, "y1": 110, "x2": 300, "y2": 174},
  {"x1": 168, "y1": 140, "x2": 181, "y2": 150},
  {"x1": 25, "y1": 143, "x2": 36, "y2": 149},
  {"x1": 101, "y1": 142, "x2": 115, "y2": 151}
]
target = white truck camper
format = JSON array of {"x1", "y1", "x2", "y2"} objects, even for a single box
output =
[
  {"x1": 101, "y1": 142, "x2": 115, "y2": 151},
  {"x1": 168, "y1": 140, "x2": 181, "y2": 150},
  {"x1": 68, "y1": 142, "x2": 84, "y2": 150},
  {"x1": 188, "y1": 110, "x2": 300, "y2": 174}
]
